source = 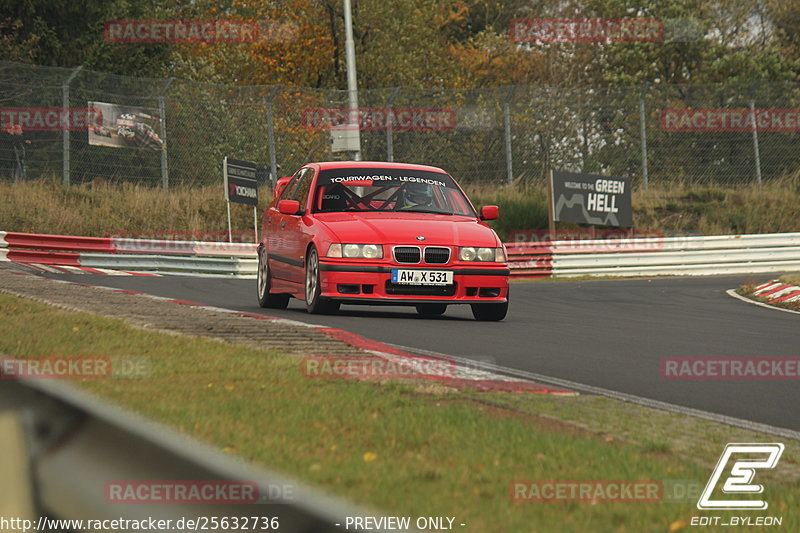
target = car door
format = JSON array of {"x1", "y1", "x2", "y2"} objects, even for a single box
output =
[
  {"x1": 281, "y1": 167, "x2": 315, "y2": 284},
  {"x1": 266, "y1": 168, "x2": 303, "y2": 282}
]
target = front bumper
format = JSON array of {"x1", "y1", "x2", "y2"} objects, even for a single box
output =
[{"x1": 318, "y1": 261, "x2": 509, "y2": 305}]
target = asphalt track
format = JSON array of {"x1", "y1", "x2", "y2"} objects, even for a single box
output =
[{"x1": 38, "y1": 273, "x2": 799, "y2": 432}]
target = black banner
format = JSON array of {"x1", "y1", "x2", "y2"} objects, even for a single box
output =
[
  {"x1": 224, "y1": 157, "x2": 258, "y2": 206},
  {"x1": 550, "y1": 170, "x2": 632, "y2": 227}
]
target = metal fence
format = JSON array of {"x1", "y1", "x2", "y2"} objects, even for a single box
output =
[{"x1": 1, "y1": 60, "x2": 798, "y2": 188}]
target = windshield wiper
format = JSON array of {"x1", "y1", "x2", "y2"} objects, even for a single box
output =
[{"x1": 397, "y1": 208, "x2": 453, "y2": 215}]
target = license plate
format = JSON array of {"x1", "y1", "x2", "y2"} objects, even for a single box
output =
[{"x1": 391, "y1": 269, "x2": 453, "y2": 286}]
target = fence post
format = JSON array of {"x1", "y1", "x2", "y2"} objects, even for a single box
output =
[
  {"x1": 385, "y1": 87, "x2": 401, "y2": 162},
  {"x1": 749, "y1": 84, "x2": 762, "y2": 186},
  {"x1": 265, "y1": 85, "x2": 281, "y2": 186},
  {"x1": 639, "y1": 83, "x2": 649, "y2": 190},
  {"x1": 503, "y1": 85, "x2": 516, "y2": 186},
  {"x1": 159, "y1": 77, "x2": 175, "y2": 189},
  {"x1": 62, "y1": 66, "x2": 83, "y2": 186}
]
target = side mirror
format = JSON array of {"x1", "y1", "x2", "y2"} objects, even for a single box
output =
[
  {"x1": 278, "y1": 199, "x2": 301, "y2": 215},
  {"x1": 273, "y1": 176, "x2": 292, "y2": 199},
  {"x1": 480, "y1": 205, "x2": 499, "y2": 221}
]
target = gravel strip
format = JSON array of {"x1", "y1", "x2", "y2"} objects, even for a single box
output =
[{"x1": 0, "y1": 266, "x2": 365, "y2": 356}]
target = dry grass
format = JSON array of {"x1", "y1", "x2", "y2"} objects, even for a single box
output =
[
  {"x1": 632, "y1": 174, "x2": 800, "y2": 236},
  {"x1": 467, "y1": 175, "x2": 800, "y2": 239},
  {"x1": 0, "y1": 177, "x2": 270, "y2": 241},
  {"x1": 780, "y1": 274, "x2": 800, "y2": 286},
  {"x1": 1, "y1": 176, "x2": 799, "y2": 241}
]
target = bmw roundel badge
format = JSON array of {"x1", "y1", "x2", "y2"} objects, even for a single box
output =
[{"x1": 416, "y1": 236, "x2": 426, "y2": 241}]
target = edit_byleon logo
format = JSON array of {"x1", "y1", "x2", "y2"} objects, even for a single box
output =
[{"x1": 697, "y1": 443, "x2": 784, "y2": 511}]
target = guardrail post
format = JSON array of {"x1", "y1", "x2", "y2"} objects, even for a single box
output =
[
  {"x1": 639, "y1": 83, "x2": 649, "y2": 190},
  {"x1": 749, "y1": 84, "x2": 763, "y2": 186},
  {"x1": 159, "y1": 77, "x2": 175, "y2": 189},
  {"x1": 62, "y1": 66, "x2": 83, "y2": 187},
  {"x1": 0, "y1": 411, "x2": 35, "y2": 519},
  {"x1": 265, "y1": 86, "x2": 281, "y2": 186},
  {"x1": 503, "y1": 85, "x2": 516, "y2": 186},
  {"x1": 385, "y1": 87, "x2": 401, "y2": 162}
]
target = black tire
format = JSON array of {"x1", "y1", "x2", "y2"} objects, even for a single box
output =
[
  {"x1": 471, "y1": 301, "x2": 508, "y2": 321},
  {"x1": 416, "y1": 303, "x2": 447, "y2": 316},
  {"x1": 257, "y1": 246, "x2": 290, "y2": 309},
  {"x1": 305, "y1": 245, "x2": 340, "y2": 314},
  {"x1": 471, "y1": 288, "x2": 509, "y2": 321}
]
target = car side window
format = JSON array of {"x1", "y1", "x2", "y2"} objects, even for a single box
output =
[
  {"x1": 280, "y1": 170, "x2": 303, "y2": 201},
  {"x1": 287, "y1": 168, "x2": 314, "y2": 209}
]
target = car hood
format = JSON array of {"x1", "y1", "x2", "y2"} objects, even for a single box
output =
[{"x1": 313, "y1": 212, "x2": 500, "y2": 247}]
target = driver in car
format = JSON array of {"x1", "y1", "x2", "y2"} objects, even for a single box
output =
[{"x1": 400, "y1": 182, "x2": 435, "y2": 210}]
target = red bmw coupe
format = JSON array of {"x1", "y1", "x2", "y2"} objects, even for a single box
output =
[{"x1": 257, "y1": 161, "x2": 509, "y2": 321}]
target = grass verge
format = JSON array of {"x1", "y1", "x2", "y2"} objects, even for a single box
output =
[
  {"x1": 780, "y1": 274, "x2": 800, "y2": 286},
  {"x1": 2, "y1": 177, "x2": 800, "y2": 242},
  {"x1": 1, "y1": 293, "x2": 799, "y2": 532}
]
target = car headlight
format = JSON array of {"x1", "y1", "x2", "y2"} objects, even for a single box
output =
[
  {"x1": 327, "y1": 243, "x2": 383, "y2": 259},
  {"x1": 459, "y1": 247, "x2": 505, "y2": 262}
]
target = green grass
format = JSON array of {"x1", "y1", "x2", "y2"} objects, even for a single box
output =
[{"x1": 2, "y1": 293, "x2": 799, "y2": 532}]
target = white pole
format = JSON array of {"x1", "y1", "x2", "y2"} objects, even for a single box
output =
[
  {"x1": 749, "y1": 95, "x2": 762, "y2": 186},
  {"x1": 253, "y1": 206, "x2": 258, "y2": 243},
  {"x1": 223, "y1": 157, "x2": 233, "y2": 242},
  {"x1": 343, "y1": 0, "x2": 361, "y2": 161}
]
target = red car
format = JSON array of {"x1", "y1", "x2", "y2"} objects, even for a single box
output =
[{"x1": 256, "y1": 161, "x2": 509, "y2": 321}]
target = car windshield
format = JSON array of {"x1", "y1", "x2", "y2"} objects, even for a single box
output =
[{"x1": 313, "y1": 168, "x2": 476, "y2": 216}]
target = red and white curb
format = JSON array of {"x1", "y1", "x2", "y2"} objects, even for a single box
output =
[
  {"x1": 725, "y1": 279, "x2": 800, "y2": 316},
  {"x1": 1, "y1": 231, "x2": 256, "y2": 277},
  {"x1": 752, "y1": 280, "x2": 800, "y2": 303}
]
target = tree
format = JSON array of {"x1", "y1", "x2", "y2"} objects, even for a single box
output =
[{"x1": 0, "y1": 0, "x2": 171, "y2": 75}]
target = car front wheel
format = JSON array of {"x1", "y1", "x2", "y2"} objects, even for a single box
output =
[
  {"x1": 470, "y1": 288, "x2": 509, "y2": 321},
  {"x1": 305, "y1": 245, "x2": 340, "y2": 315}
]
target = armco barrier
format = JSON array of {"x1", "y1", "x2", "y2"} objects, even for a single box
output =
[
  {"x1": 0, "y1": 231, "x2": 257, "y2": 277},
  {"x1": 0, "y1": 372, "x2": 410, "y2": 532},
  {"x1": 3, "y1": 230, "x2": 800, "y2": 278},
  {"x1": 507, "y1": 232, "x2": 800, "y2": 278}
]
